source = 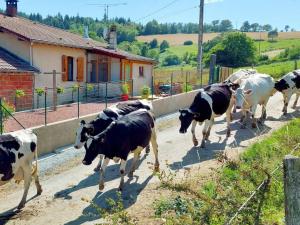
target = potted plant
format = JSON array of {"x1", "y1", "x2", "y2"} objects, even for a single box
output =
[
  {"x1": 57, "y1": 86, "x2": 65, "y2": 94},
  {"x1": 35, "y1": 88, "x2": 45, "y2": 109},
  {"x1": 141, "y1": 85, "x2": 151, "y2": 99},
  {"x1": 72, "y1": 84, "x2": 79, "y2": 102},
  {"x1": 15, "y1": 89, "x2": 25, "y2": 111},
  {"x1": 121, "y1": 83, "x2": 129, "y2": 101}
]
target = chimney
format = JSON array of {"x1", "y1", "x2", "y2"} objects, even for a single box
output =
[
  {"x1": 83, "y1": 26, "x2": 90, "y2": 39},
  {"x1": 108, "y1": 25, "x2": 117, "y2": 50},
  {"x1": 6, "y1": 0, "x2": 18, "y2": 17}
]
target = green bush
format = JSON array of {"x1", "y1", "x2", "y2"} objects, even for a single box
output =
[
  {"x1": 141, "y1": 85, "x2": 151, "y2": 99},
  {"x1": 183, "y1": 40, "x2": 193, "y2": 45},
  {"x1": 258, "y1": 54, "x2": 269, "y2": 62},
  {"x1": 15, "y1": 89, "x2": 25, "y2": 98},
  {"x1": 56, "y1": 87, "x2": 64, "y2": 94},
  {"x1": 35, "y1": 88, "x2": 45, "y2": 96},
  {"x1": 0, "y1": 99, "x2": 15, "y2": 132},
  {"x1": 182, "y1": 83, "x2": 193, "y2": 92},
  {"x1": 149, "y1": 38, "x2": 158, "y2": 49},
  {"x1": 163, "y1": 54, "x2": 182, "y2": 66},
  {"x1": 160, "y1": 40, "x2": 170, "y2": 52},
  {"x1": 121, "y1": 83, "x2": 129, "y2": 95}
]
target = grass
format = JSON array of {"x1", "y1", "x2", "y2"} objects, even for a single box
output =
[
  {"x1": 257, "y1": 39, "x2": 300, "y2": 53},
  {"x1": 153, "y1": 118, "x2": 300, "y2": 224}
]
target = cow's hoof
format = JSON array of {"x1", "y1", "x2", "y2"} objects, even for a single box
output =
[
  {"x1": 145, "y1": 146, "x2": 150, "y2": 154},
  {"x1": 233, "y1": 109, "x2": 237, "y2": 114},
  {"x1": 226, "y1": 130, "x2": 231, "y2": 137},
  {"x1": 283, "y1": 111, "x2": 287, "y2": 116},
  {"x1": 37, "y1": 187, "x2": 43, "y2": 195},
  {"x1": 99, "y1": 183, "x2": 105, "y2": 191},
  {"x1": 94, "y1": 167, "x2": 100, "y2": 172},
  {"x1": 17, "y1": 203, "x2": 25, "y2": 210},
  {"x1": 230, "y1": 114, "x2": 233, "y2": 121},
  {"x1": 200, "y1": 141, "x2": 205, "y2": 148},
  {"x1": 118, "y1": 186, "x2": 123, "y2": 192},
  {"x1": 128, "y1": 171, "x2": 134, "y2": 178},
  {"x1": 292, "y1": 105, "x2": 297, "y2": 109},
  {"x1": 193, "y1": 139, "x2": 198, "y2": 147},
  {"x1": 154, "y1": 164, "x2": 160, "y2": 173},
  {"x1": 252, "y1": 123, "x2": 257, "y2": 128}
]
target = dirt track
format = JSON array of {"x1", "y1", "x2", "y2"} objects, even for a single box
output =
[{"x1": 0, "y1": 92, "x2": 299, "y2": 225}]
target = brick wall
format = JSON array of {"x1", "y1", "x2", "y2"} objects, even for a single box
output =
[{"x1": 0, "y1": 72, "x2": 34, "y2": 111}]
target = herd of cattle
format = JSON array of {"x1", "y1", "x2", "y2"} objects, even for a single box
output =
[{"x1": 0, "y1": 68, "x2": 299, "y2": 210}]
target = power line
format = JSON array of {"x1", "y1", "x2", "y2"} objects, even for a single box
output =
[
  {"x1": 135, "y1": 0, "x2": 181, "y2": 22},
  {"x1": 156, "y1": 5, "x2": 198, "y2": 21}
]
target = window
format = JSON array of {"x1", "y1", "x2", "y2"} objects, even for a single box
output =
[
  {"x1": 67, "y1": 56, "x2": 74, "y2": 81},
  {"x1": 139, "y1": 66, "x2": 144, "y2": 77}
]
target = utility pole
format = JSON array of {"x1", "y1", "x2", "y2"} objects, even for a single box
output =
[{"x1": 197, "y1": 0, "x2": 205, "y2": 79}]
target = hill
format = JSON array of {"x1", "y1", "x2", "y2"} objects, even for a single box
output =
[{"x1": 137, "y1": 32, "x2": 300, "y2": 46}]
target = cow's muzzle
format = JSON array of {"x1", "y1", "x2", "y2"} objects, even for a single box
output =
[
  {"x1": 236, "y1": 105, "x2": 241, "y2": 110},
  {"x1": 82, "y1": 160, "x2": 92, "y2": 165},
  {"x1": 179, "y1": 128, "x2": 187, "y2": 134},
  {"x1": 74, "y1": 145, "x2": 80, "y2": 149}
]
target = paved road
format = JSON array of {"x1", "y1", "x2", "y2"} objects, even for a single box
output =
[{"x1": 0, "y1": 92, "x2": 299, "y2": 225}]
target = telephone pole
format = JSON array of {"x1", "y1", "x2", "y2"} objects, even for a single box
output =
[{"x1": 197, "y1": 0, "x2": 205, "y2": 79}]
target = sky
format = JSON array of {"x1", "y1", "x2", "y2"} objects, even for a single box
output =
[{"x1": 1, "y1": 0, "x2": 300, "y2": 30}]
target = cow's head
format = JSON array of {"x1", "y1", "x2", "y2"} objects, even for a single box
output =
[
  {"x1": 179, "y1": 109, "x2": 195, "y2": 133},
  {"x1": 234, "y1": 88, "x2": 252, "y2": 109},
  {"x1": 82, "y1": 132, "x2": 106, "y2": 165},
  {"x1": 74, "y1": 120, "x2": 94, "y2": 149},
  {"x1": 274, "y1": 79, "x2": 289, "y2": 92}
]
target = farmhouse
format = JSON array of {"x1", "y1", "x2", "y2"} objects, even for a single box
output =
[{"x1": 0, "y1": 0, "x2": 155, "y2": 109}]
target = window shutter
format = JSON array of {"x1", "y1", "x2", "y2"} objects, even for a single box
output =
[
  {"x1": 62, "y1": 55, "x2": 68, "y2": 81},
  {"x1": 77, "y1": 57, "x2": 84, "y2": 82}
]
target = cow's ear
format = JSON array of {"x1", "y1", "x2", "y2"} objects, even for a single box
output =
[
  {"x1": 80, "y1": 120, "x2": 86, "y2": 125},
  {"x1": 244, "y1": 89, "x2": 253, "y2": 95}
]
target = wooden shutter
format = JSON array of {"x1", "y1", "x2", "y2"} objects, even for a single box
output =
[
  {"x1": 77, "y1": 57, "x2": 84, "y2": 82},
  {"x1": 61, "y1": 55, "x2": 68, "y2": 81}
]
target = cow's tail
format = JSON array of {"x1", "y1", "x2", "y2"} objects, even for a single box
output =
[{"x1": 31, "y1": 144, "x2": 38, "y2": 176}]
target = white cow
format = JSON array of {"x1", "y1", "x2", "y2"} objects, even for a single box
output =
[
  {"x1": 0, "y1": 130, "x2": 42, "y2": 209},
  {"x1": 274, "y1": 70, "x2": 300, "y2": 115},
  {"x1": 234, "y1": 74, "x2": 275, "y2": 128}
]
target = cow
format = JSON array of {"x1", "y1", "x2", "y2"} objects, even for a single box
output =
[
  {"x1": 0, "y1": 130, "x2": 42, "y2": 209},
  {"x1": 81, "y1": 109, "x2": 159, "y2": 191},
  {"x1": 274, "y1": 70, "x2": 300, "y2": 115},
  {"x1": 74, "y1": 100, "x2": 152, "y2": 171},
  {"x1": 179, "y1": 83, "x2": 236, "y2": 148},
  {"x1": 234, "y1": 73, "x2": 275, "y2": 128},
  {"x1": 225, "y1": 69, "x2": 257, "y2": 113}
]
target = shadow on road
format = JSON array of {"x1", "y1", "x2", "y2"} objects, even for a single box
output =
[
  {"x1": 64, "y1": 175, "x2": 153, "y2": 225},
  {"x1": 54, "y1": 154, "x2": 148, "y2": 200}
]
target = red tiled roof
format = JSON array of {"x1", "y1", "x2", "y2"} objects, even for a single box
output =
[
  {"x1": 0, "y1": 47, "x2": 39, "y2": 72},
  {"x1": 0, "y1": 14, "x2": 155, "y2": 64}
]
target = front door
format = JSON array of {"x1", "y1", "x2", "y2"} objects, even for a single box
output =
[
  {"x1": 90, "y1": 61, "x2": 97, "y2": 83},
  {"x1": 125, "y1": 63, "x2": 131, "y2": 81},
  {"x1": 98, "y1": 63, "x2": 108, "y2": 82}
]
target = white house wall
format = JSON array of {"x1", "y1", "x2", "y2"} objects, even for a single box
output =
[{"x1": 132, "y1": 63, "x2": 153, "y2": 96}]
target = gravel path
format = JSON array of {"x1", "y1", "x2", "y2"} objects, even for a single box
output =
[{"x1": 0, "y1": 92, "x2": 299, "y2": 225}]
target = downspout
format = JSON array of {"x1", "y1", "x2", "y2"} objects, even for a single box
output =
[{"x1": 30, "y1": 41, "x2": 35, "y2": 110}]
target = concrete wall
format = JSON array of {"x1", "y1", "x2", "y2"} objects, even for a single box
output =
[
  {"x1": 132, "y1": 63, "x2": 152, "y2": 96},
  {"x1": 0, "y1": 32, "x2": 30, "y2": 62},
  {"x1": 32, "y1": 89, "x2": 199, "y2": 156}
]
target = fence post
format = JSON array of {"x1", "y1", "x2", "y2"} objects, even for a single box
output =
[
  {"x1": 77, "y1": 85, "x2": 80, "y2": 118},
  {"x1": 209, "y1": 54, "x2": 217, "y2": 85},
  {"x1": 170, "y1": 73, "x2": 173, "y2": 96},
  {"x1": 0, "y1": 97, "x2": 3, "y2": 135},
  {"x1": 53, "y1": 70, "x2": 57, "y2": 111},
  {"x1": 131, "y1": 79, "x2": 134, "y2": 98},
  {"x1": 185, "y1": 71, "x2": 188, "y2": 93},
  {"x1": 85, "y1": 83, "x2": 88, "y2": 102},
  {"x1": 44, "y1": 87, "x2": 47, "y2": 126},
  {"x1": 295, "y1": 60, "x2": 298, "y2": 70},
  {"x1": 151, "y1": 75, "x2": 154, "y2": 100},
  {"x1": 105, "y1": 82, "x2": 108, "y2": 109},
  {"x1": 284, "y1": 155, "x2": 300, "y2": 225}
]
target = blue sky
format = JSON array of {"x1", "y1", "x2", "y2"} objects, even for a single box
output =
[{"x1": 1, "y1": 0, "x2": 300, "y2": 30}]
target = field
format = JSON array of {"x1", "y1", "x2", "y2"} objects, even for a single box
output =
[
  {"x1": 258, "y1": 38, "x2": 300, "y2": 53},
  {"x1": 137, "y1": 31, "x2": 300, "y2": 46}
]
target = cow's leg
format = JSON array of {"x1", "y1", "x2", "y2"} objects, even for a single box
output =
[
  {"x1": 150, "y1": 128, "x2": 160, "y2": 172},
  {"x1": 99, "y1": 157, "x2": 110, "y2": 191},
  {"x1": 145, "y1": 145, "x2": 150, "y2": 154},
  {"x1": 119, "y1": 159, "x2": 127, "y2": 191},
  {"x1": 129, "y1": 148, "x2": 143, "y2": 177},
  {"x1": 94, "y1": 154, "x2": 104, "y2": 172},
  {"x1": 205, "y1": 118, "x2": 214, "y2": 140},
  {"x1": 18, "y1": 165, "x2": 32, "y2": 209},
  {"x1": 191, "y1": 120, "x2": 198, "y2": 146},
  {"x1": 240, "y1": 109, "x2": 247, "y2": 129},
  {"x1": 32, "y1": 165, "x2": 42, "y2": 196},
  {"x1": 251, "y1": 105, "x2": 258, "y2": 128},
  {"x1": 259, "y1": 102, "x2": 268, "y2": 123},
  {"x1": 226, "y1": 108, "x2": 232, "y2": 137},
  {"x1": 283, "y1": 92, "x2": 292, "y2": 115},
  {"x1": 292, "y1": 93, "x2": 299, "y2": 109},
  {"x1": 201, "y1": 120, "x2": 211, "y2": 148}
]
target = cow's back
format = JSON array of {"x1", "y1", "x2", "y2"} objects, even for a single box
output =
[{"x1": 207, "y1": 85, "x2": 232, "y2": 115}]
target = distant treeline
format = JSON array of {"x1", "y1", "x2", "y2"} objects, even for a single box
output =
[{"x1": 0, "y1": 9, "x2": 280, "y2": 43}]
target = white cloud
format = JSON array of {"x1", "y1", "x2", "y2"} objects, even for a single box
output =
[{"x1": 205, "y1": 0, "x2": 224, "y2": 4}]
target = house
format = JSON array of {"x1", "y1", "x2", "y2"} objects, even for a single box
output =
[{"x1": 0, "y1": 0, "x2": 155, "y2": 109}]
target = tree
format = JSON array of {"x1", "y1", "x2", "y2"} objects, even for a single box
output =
[
  {"x1": 160, "y1": 40, "x2": 170, "y2": 52},
  {"x1": 163, "y1": 54, "x2": 181, "y2": 66},
  {"x1": 219, "y1": 20, "x2": 233, "y2": 32},
  {"x1": 207, "y1": 32, "x2": 257, "y2": 67},
  {"x1": 147, "y1": 49, "x2": 159, "y2": 61},
  {"x1": 262, "y1": 24, "x2": 272, "y2": 32},
  {"x1": 211, "y1": 20, "x2": 220, "y2": 32},
  {"x1": 183, "y1": 40, "x2": 193, "y2": 45},
  {"x1": 149, "y1": 38, "x2": 158, "y2": 48},
  {"x1": 268, "y1": 29, "x2": 278, "y2": 42},
  {"x1": 250, "y1": 23, "x2": 260, "y2": 32},
  {"x1": 144, "y1": 20, "x2": 160, "y2": 35},
  {"x1": 285, "y1": 25, "x2": 290, "y2": 32},
  {"x1": 240, "y1": 21, "x2": 251, "y2": 32}
]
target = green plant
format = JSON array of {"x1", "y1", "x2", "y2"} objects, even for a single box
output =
[
  {"x1": 56, "y1": 87, "x2": 64, "y2": 94},
  {"x1": 35, "y1": 88, "x2": 45, "y2": 96},
  {"x1": 141, "y1": 85, "x2": 151, "y2": 99},
  {"x1": 121, "y1": 83, "x2": 129, "y2": 95},
  {"x1": 183, "y1": 40, "x2": 193, "y2": 45},
  {"x1": 0, "y1": 99, "x2": 15, "y2": 132},
  {"x1": 160, "y1": 40, "x2": 170, "y2": 52},
  {"x1": 72, "y1": 84, "x2": 79, "y2": 92},
  {"x1": 15, "y1": 89, "x2": 25, "y2": 98},
  {"x1": 163, "y1": 54, "x2": 182, "y2": 66},
  {"x1": 86, "y1": 84, "x2": 93, "y2": 92},
  {"x1": 182, "y1": 83, "x2": 193, "y2": 92}
]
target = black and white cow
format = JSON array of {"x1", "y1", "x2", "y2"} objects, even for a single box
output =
[
  {"x1": 81, "y1": 109, "x2": 159, "y2": 191},
  {"x1": 274, "y1": 70, "x2": 300, "y2": 115},
  {"x1": 179, "y1": 83, "x2": 236, "y2": 148},
  {"x1": 0, "y1": 130, "x2": 42, "y2": 209},
  {"x1": 74, "y1": 100, "x2": 152, "y2": 171}
]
